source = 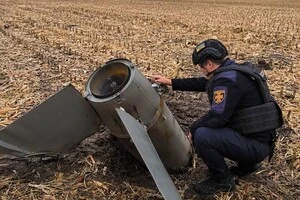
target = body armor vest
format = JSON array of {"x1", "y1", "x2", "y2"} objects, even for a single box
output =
[{"x1": 207, "y1": 62, "x2": 283, "y2": 135}]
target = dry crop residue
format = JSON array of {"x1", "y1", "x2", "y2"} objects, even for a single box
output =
[{"x1": 0, "y1": 0, "x2": 299, "y2": 199}]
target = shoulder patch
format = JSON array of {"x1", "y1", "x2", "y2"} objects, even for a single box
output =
[{"x1": 214, "y1": 90, "x2": 225, "y2": 104}]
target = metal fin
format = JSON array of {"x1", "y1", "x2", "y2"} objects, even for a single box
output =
[
  {"x1": 0, "y1": 84, "x2": 101, "y2": 156},
  {"x1": 116, "y1": 108, "x2": 182, "y2": 200}
]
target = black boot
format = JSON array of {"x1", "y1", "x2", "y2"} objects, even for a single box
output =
[
  {"x1": 193, "y1": 170, "x2": 235, "y2": 195},
  {"x1": 230, "y1": 163, "x2": 262, "y2": 177}
]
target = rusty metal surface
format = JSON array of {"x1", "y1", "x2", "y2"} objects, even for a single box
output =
[
  {"x1": 0, "y1": 85, "x2": 101, "y2": 156},
  {"x1": 116, "y1": 108, "x2": 182, "y2": 200}
]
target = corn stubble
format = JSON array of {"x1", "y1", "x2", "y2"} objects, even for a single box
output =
[{"x1": 0, "y1": 0, "x2": 299, "y2": 199}]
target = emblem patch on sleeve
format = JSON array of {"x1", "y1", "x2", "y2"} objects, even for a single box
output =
[{"x1": 214, "y1": 90, "x2": 225, "y2": 104}]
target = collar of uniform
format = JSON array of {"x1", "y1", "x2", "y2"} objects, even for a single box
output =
[
  {"x1": 220, "y1": 58, "x2": 235, "y2": 68},
  {"x1": 207, "y1": 58, "x2": 235, "y2": 78}
]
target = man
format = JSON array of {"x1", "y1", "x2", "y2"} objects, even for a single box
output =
[{"x1": 151, "y1": 39, "x2": 282, "y2": 195}]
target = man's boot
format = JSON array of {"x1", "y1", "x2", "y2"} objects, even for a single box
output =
[
  {"x1": 230, "y1": 163, "x2": 262, "y2": 177},
  {"x1": 193, "y1": 170, "x2": 235, "y2": 195}
]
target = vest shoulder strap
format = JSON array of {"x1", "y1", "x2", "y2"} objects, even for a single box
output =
[{"x1": 212, "y1": 63, "x2": 271, "y2": 103}]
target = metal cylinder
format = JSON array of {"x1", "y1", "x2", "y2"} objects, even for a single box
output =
[{"x1": 85, "y1": 59, "x2": 191, "y2": 169}]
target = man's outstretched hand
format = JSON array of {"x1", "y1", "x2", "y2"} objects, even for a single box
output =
[{"x1": 150, "y1": 75, "x2": 172, "y2": 86}]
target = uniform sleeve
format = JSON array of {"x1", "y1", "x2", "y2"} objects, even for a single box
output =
[
  {"x1": 190, "y1": 77, "x2": 243, "y2": 134},
  {"x1": 171, "y1": 77, "x2": 207, "y2": 92}
]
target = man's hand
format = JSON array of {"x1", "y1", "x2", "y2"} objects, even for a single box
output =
[
  {"x1": 150, "y1": 75, "x2": 172, "y2": 86},
  {"x1": 187, "y1": 132, "x2": 193, "y2": 144}
]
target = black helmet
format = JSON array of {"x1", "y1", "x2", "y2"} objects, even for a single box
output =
[{"x1": 192, "y1": 39, "x2": 228, "y2": 65}]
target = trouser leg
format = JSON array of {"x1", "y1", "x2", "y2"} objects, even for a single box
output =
[{"x1": 193, "y1": 127, "x2": 270, "y2": 174}]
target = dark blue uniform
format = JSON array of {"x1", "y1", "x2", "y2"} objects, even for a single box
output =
[{"x1": 171, "y1": 58, "x2": 272, "y2": 174}]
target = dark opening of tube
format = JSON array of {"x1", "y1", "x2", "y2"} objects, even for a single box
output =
[{"x1": 90, "y1": 62, "x2": 130, "y2": 98}]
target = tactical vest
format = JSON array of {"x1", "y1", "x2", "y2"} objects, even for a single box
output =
[{"x1": 207, "y1": 62, "x2": 283, "y2": 135}]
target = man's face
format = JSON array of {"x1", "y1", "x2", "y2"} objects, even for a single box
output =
[
  {"x1": 198, "y1": 65, "x2": 209, "y2": 76},
  {"x1": 198, "y1": 60, "x2": 213, "y2": 75}
]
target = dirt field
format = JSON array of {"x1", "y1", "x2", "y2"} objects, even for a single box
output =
[{"x1": 0, "y1": 0, "x2": 299, "y2": 199}]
